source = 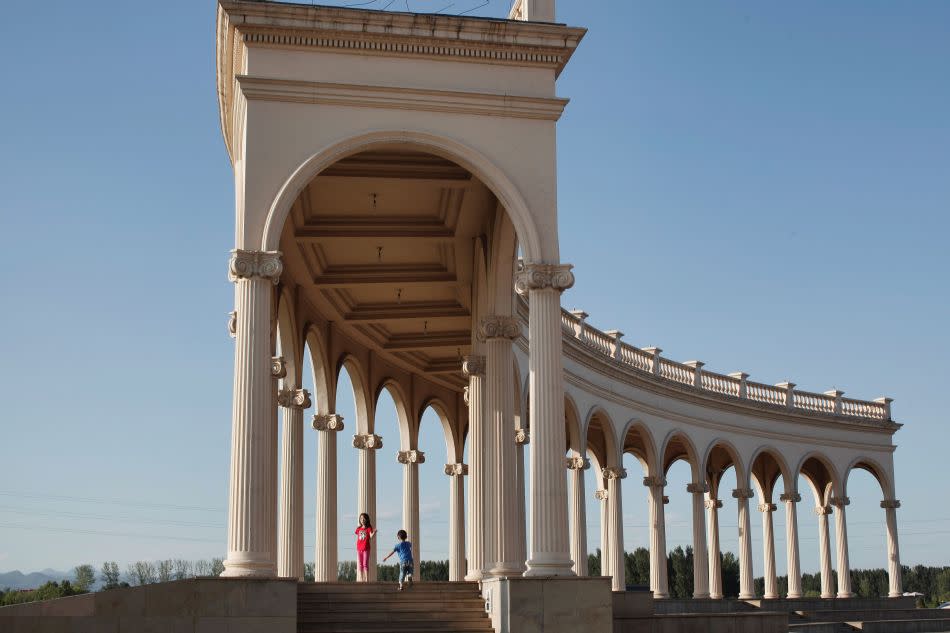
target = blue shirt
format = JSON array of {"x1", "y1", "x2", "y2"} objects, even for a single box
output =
[{"x1": 393, "y1": 540, "x2": 413, "y2": 563}]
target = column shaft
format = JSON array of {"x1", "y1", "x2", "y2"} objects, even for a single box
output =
[
  {"x1": 277, "y1": 390, "x2": 309, "y2": 580},
  {"x1": 832, "y1": 498, "x2": 854, "y2": 598},
  {"x1": 401, "y1": 455, "x2": 422, "y2": 574},
  {"x1": 817, "y1": 506, "x2": 835, "y2": 598},
  {"x1": 518, "y1": 264, "x2": 575, "y2": 577},
  {"x1": 355, "y1": 435, "x2": 380, "y2": 581},
  {"x1": 882, "y1": 501, "x2": 902, "y2": 597},
  {"x1": 782, "y1": 494, "x2": 802, "y2": 598},
  {"x1": 688, "y1": 484, "x2": 710, "y2": 599},
  {"x1": 759, "y1": 503, "x2": 778, "y2": 599},
  {"x1": 447, "y1": 464, "x2": 468, "y2": 581},
  {"x1": 605, "y1": 470, "x2": 626, "y2": 591},
  {"x1": 568, "y1": 457, "x2": 589, "y2": 576},
  {"x1": 223, "y1": 251, "x2": 281, "y2": 578},
  {"x1": 735, "y1": 489, "x2": 755, "y2": 599},
  {"x1": 596, "y1": 490, "x2": 610, "y2": 578},
  {"x1": 707, "y1": 499, "x2": 723, "y2": 599},
  {"x1": 515, "y1": 431, "x2": 529, "y2": 571},
  {"x1": 463, "y1": 357, "x2": 490, "y2": 580},
  {"x1": 647, "y1": 477, "x2": 669, "y2": 598},
  {"x1": 313, "y1": 418, "x2": 340, "y2": 582}
]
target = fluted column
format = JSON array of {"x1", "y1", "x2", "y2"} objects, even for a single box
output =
[
  {"x1": 312, "y1": 413, "x2": 344, "y2": 582},
  {"x1": 446, "y1": 463, "x2": 468, "y2": 581},
  {"x1": 398, "y1": 450, "x2": 424, "y2": 573},
  {"x1": 781, "y1": 493, "x2": 802, "y2": 598},
  {"x1": 222, "y1": 249, "x2": 282, "y2": 578},
  {"x1": 831, "y1": 496, "x2": 853, "y2": 598},
  {"x1": 595, "y1": 489, "x2": 610, "y2": 577},
  {"x1": 463, "y1": 356, "x2": 491, "y2": 580},
  {"x1": 881, "y1": 499, "x2": 903, "y2": 597},
  {"x1": 687, "y1": 483, "x2": 710, "y2": 598},
  {"x1": 515, "y1": 429, "x2": 529, "y2": 571},
  {"x1": 645, "y1": 476, "x2": 669, "y2": 598},
  {"x1": 604, "y1": 467, "x2": 626, "y2": 591},
  {"x1": 481, "y1": 316, "x2": 521, "y2": 576},
  {"x1": 567, "y1": 456, "x2": 590, "y2": 576},
  {"x1": 516, "y1": 263, "x2": 575, "y2": 577},
  {"x1": 733, "y1": 488, "x2": 755, "y2": 599},
  {"x1": 816, "y1": 505, "x2": 834, "y2": 598},
  {"x1": 759, "y1": 502, "x2": 778, "y2": 599},
  {"x1": 706, "y1": 498, "x2": 723, "y2": 599},
  {"x1": 354, "y1": 433, "x2": 382, "y2": 581},
  {"x1": 277, "y1": 388, "x2": 310, "y2": 580}
]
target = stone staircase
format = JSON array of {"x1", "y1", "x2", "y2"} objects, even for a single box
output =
[
  {"x1": 296, "y1": 581, "x2": 493, "y2": 633},
  {"x1": 788, "y1": 605, "x2": 950, "y2": 633}
]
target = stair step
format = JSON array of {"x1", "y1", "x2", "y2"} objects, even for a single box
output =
[
  {"x1": 297, "y1": 623, "x2": 494, "y2": 633},
  {"x1": 298, "y1": 611, "x2": 489, "y2": 622},
  {"x1": 300, "y1": 602, "x2": 485, "y2": 613}
]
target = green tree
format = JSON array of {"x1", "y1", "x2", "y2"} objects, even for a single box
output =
[
  {"x1": 669, "y1": 546, "x2": 693, "y2": 599},
  {"x1": 338, "y1": 561, "x2": 356, "y2": 581},
  {"x1": 210, "y1": 558, "x2": 225, "y2": 576},
  {"x1": 73, "y1": 564, "x2": 95, "y2": 592},
  {"x1": 100, "y1": 561, "x2": 121, "y2": 590},
  {"x1": 304, "y1": 562, "x2": 315, "y2": 582},
  {"x1": 588, "y1": 549, "x2": 601, "y2": 577},
  {"x1": 721, "y1": 552, "x2": 740, "y2": 598}
]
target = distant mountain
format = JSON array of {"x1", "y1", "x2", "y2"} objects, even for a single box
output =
[{"x1": 0, "y1": 569, "x2": 71, "y2": 590}]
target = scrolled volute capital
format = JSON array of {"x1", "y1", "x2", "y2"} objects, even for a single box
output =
[
  {"x1": 643, "y1": 475, "x2": 666, "y2": 489},
  {"x1": 228, "y1": 249, "x2": 282, "y2": 283},
  {"x1": 444, "y1": 463, "x2": 469, "y2": 477},
  {"x1": 732, "y1": 488, "x2": 755, "y2": 500},
  {"x1": 705, "y1": 499, "x2": 723, "y2": 510},
  {"x1": 477, "y1": 315, "x2": 521, "y2": 341},
  {"x1": 352, "y1": 433, "x2": 383, "y2": 450},
  {"x1": 461, "y1": 355, "x2": 486, "y2": 378},
  {"x1": 758, "y1": 503, "x2": 777, "y2": 513},
  {"x1": 602, "y1": 466, "x2": 627, "y2": 480},
  {"x1": 514, "y1": 262, "x2": 575, "y2": 295},
  {"x1": 829, "y1": 496, "x2": 850, "y2": 508},
  {"x1": 780, "y1": 493, "x2": 802, "y2": 504},
  {"x1": 514, "y1": 428, "x2": 530, "y2": 445},
  {"x1": 271, "y1": 356, "x2": 287, "y2": 379},
  {"x1": 227, "y1": 311, "x2": 237, "y2": 338},
  {"x1": 880, "y1": 499, "x2": 901, "y2": 510},
  {"x1": 593, "y1": 489, "x2": 608, "y2": 501},
  {"x1": 397, "y1": 450, "x2": 425, "y2": 464},
  {"x1": 277, "y1": 388, "x2": 311, "y2": 409},
  {"x1": 565, "y1": 456, "x2": 590, "y2": 470},
  {"x1": 815, "y1": 505, "x2": 833, "y2": 516},
  {"x1": 311, "y1": 414, "x2": 344, "y2": 432},
  {"x1": 687, "y1": 483, "x2": 709, "y2": 495}
]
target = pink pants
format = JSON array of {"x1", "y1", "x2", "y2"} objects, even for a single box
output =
[{"x1": 357, "y1": 550, "x2": 369, "y2": 571}]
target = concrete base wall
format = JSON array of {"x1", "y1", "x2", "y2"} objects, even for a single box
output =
[
  {"x1": 481, "y1": 576, "x2": 612, "y2": 633},
  {"x1": 0, "y1": 578, "x2": 297, "y2": 633},
  {"x1": 750, "y1": 596, "x2": 917, "y2": 611},
  {"x1": 612, "y1": 588, "x2": 654, "y2": 617},
  {"x1": 653, "y1": 599, "x2": 758, "y2": 614},
  {"x1": 614, "y1": 612, "x2": 788, "y2": 633}
]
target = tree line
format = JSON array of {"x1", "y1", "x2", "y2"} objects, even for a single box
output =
[
  {"x1": 3, "y1": 553, "x2": 948, "y2": 608},
  {"x1": 588, "y1": 547, "x2": 950, "y2": 607}
]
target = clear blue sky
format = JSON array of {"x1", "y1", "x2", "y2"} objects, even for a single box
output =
[{"x1": 1, "y1": 0, "x2": 948, "y2": 579}]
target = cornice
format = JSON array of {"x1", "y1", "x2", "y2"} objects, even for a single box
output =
[{"x1": 236, "y1": 76, "x2": 569, "y2": 121}]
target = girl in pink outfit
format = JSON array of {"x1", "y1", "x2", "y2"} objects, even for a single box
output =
[{"x1": 354, "y1": 512, "x2": 376, "y2": 582}]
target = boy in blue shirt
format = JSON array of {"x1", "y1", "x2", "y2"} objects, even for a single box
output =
[{"x1": 382, "y1": 529, "x2": 414, "y2": 590}]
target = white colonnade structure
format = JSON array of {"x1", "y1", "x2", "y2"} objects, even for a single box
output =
[{"x1": 214, "y1": 0, "x2": 904, "y2": 602}]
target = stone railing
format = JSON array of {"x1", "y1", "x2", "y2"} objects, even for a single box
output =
[{"x1": 553, "y1": 305, "x2": 893, "y2": 425}]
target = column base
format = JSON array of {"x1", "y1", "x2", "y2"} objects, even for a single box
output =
[
  {"x1": 888, "y1": 592, "x2": 902, "y2": 598},
  {"x1": 653, "y1": 592, "x2": 669, "y2": 599},
  {"x1": 710, "y1": 593, "x2": 723, "y2": 600},
  {"x1": 821, "y1": 593, "x2": 835, "y2": 599},
  {"x1": 787, "y1": 593, "x2": 802, "y2": 599},
  {"x1": 763, "y1": 593, "x2": 779, "y2": 599},
  {"x1": 488, "y1": 562, "x2": 526, "y2": 577},
  {"x1": 465, "y1": 569, "x2": 486, "y2": 582},
  {"x1": 837, "y1": 592, "x2": 855, "y2": 599},
  {"x1": 524, "y1": 554, "x2": 576, "y2": 577},
  {"x1": 738, "y1": 592, "x2": 756, "y2": 600},
  {"x1": 221, "y1": 555, "x2": 276, "y2": 578},
  {"x1": 692, "y1": 592, "x2": 710, "y2": 599}
]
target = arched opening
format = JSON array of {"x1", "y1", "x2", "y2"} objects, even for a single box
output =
[
  {"x1": 417, "y1": 401, "x2": 457, "y2": 578},
  {"x1": 844, "y1": 459, "x2": 892, "y2": 597},
  {"x1": 749, "y1": 449, "x2": 791, "y2": 598},
  {"x1": 704, "y1": 441, "x2": 745, "y2": 598},
  {"x1": 796, "y1": 453, "x2": 841, "y2": 597},
  {"x1": 620, "y1": 422, "x2": 657, "y2": 592},
  {"x1": 660, "y1": 432, "x2": 702, "y2": 598}
]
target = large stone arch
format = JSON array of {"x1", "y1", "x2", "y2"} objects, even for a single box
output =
[
  {"x1": 658, "y1": 428, "x2": 702, "y2": 483},
  {"x1": 275, "y1": 288, "x2": 301, "y2": 389},
  {"x1": 843, "y1": 454, "x2": 894, "y2": 498},
  {"x1": 620, "y1": 418, "x2": 658, "y2": 476},
  {"x1": 584, "y1": 407, "x2": 620, "y2": 468},
  {"x1": 747, "y1": 445, "x2": 794, "y2": 500},
  {"x1": 702, "y1": 438, "x2": 746, "y2": 497},
  {"x1": 795, "y1": 451, "x2": 843, "y2": 505},
  {"x1": 304, "y1": 325, "x2": 333, "y2": 414},
  {"x1": 420, "y1": 396, "x2": 460, "y2": 465},
  {"x1": 260, "y1": 131, "x2": 548, "y2": 263},
  {"x1": 374, "y1": 378, "x2": 413, "y2": 451},
  {"x1": 564, "y1": 393, "x2": 583, "y2": 453},
  {"x1": 336, "y1": 353, "x2": 372, "y2": 435}
]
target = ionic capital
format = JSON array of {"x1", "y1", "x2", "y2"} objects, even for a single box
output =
[
  {"x1": 705, "y1": 499, "x2": 723, "y2": 510},
  {"x1": 227, "y1": 311, "x2": 237, "y2": 338},
  {"x1": 352, "y1": 433, "x2": 383, "y2": 450},
  {"x1": 687, "y1": 482, "x2": 709, "y2": 495},
  {"x1": 780, "y1": 493, "x2": 801, "y2": 503},
  {"x1": 602, "y1": 466, "x2": 627, "y2": 480},
  {"x1": 880, "y1": 499, "x2": 901, "y2": 510},
  {"x1": 565, "y1": 456, "x2": 590, "y2": 470},
  {"x1": 271, "y1": 356, "x2": 287, "y2": 379},
  {"x1": 397, "y1": 450, "x2": 425, "y2": 464},
  {"x1": 311, "y1": 414, "x2": 344, "y2": 432},
  {"x1": 829, "y1": 496, "x2": 850, "y2": 508},
  {"x1": 594, "y1": 489, "x2": 608, "y2": 501},
  {"x1": 444, "y1": 463, "x2": 469, "y2": 477},
  {"x1": 461, "y1": 355, "x2": 486, "y2": 378},
  {"x1": 732, "y1": 488, "x2": 755, "y2": 500},
  {"x1": 228, "y1": 249, "x2": 282, "y2": 283},
  {"x1": 277, "y1": 388, "x2": 311, "y2": 409},
  {"x1": 514, "y1": 262, "x2": 575, "y2": 295},
  {"x1": 477, "y1": 315, "x2": 521, "y2": 341},
  {"x1": 758, "y1": 503, "x2": 777, "y2": 513},
  {"x1": 663, "y1": 495, "x2": 670, "y2": 505},
  {"x1": 643, "y1": 475, "x2": 666, "y2": 489},
  {"x1": 515, "y1": 428, "x2": 530, "y2": 445},
  {"x1": 815, "y1": 505, "x2": 833, "y2": 516}
]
